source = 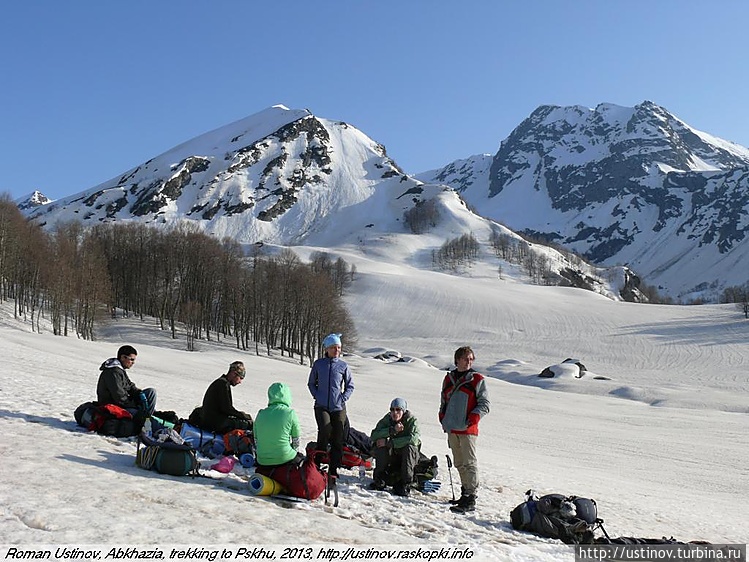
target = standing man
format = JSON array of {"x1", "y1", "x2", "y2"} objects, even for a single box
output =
[
  {"x1": 439, "y1": 346, "x2": 490, "y2": 513},
  {"x1": 308, "y1": 333, "x2": 354, "y2": 482},
  {"x1": 97, "y1": 345, "x2": 157, "y2": 416},
  {"x1": 199, "y1": 361, "x2": 253, "y2": 433}
]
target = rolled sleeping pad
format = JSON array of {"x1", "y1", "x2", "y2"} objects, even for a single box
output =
[
  {"x1": 239, "y1": 453, "x2": 255, "y2": 468},
  {"x1": 150, "y1": 415, "x2": 175, "y2": 430},
  {"x1": 248, "y1": 473, "x2": 286, "y2": 496}
]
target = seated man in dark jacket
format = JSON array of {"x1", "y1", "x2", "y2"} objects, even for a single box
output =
[
  {"x1": 96, "y1": 345, "x2": 157, "y2": 416},
  {"x1": 197, "y1": 361, "x2": 253, "y2": 433},
  {"x1": 369, "y1": 397, "x2": 420, "y2": 497}
]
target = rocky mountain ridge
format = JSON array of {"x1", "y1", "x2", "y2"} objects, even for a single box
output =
[{"x1": 419, "y1": 101, "x2": 749, "y2": 301}]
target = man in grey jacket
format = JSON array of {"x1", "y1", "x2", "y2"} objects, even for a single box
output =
[{"x1": 439, "y1": 345, "x2": 490, "y2": 513}]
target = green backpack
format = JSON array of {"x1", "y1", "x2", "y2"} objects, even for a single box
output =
[{"x1": 136, "y1": 428, "x2": 199, "y2": 477}]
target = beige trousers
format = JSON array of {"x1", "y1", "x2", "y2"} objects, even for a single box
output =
[{"x1": 447, "y1": 433, "x2": 479, "y2": 495}]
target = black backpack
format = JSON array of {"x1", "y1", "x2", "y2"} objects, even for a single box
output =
[
  {"x1": 511, "y1": 491, "x2": 604, "y2": 544},
  {"x1": 74, "y1": 401, "x2": 144, "y2": 437}
]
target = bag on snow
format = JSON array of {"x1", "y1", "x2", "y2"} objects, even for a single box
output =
[
  {"x1": 74, "y1": 401, "x2": 144, "y2": 437},
  {"x1": 136, "y1": 426, "x2": 199, "y2": 477},
  {"x1": 305, "y1": 441, "x2": 373, "y2": 470},
  {"x1": 255, "y1": 456, "x2": 326, "y2": 500},
  {"x1": 223, "y1": 429, "x2": 254, "y2": 456},
  {"x1": 346, "y1": 425, "x2": 373, "y2": 458},
  {"x1": 179, "y1": 421, "x2": 225, "y2": 457},
  {"x1": 510, "y1": 491, "x2": 602, "y2": 545}
]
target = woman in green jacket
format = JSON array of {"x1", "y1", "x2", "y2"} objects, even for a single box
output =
[{"x1": 254, "y1": 382, "x2": 302, "y2": 466}]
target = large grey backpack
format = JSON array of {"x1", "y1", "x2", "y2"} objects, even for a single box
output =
[{"x1": 510, "y1": 491, "x2": 603, "y2": 544}]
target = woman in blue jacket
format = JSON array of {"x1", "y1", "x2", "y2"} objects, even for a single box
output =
[{"x1": 307, "y1": 333, "x2": 354, "y2": 479}]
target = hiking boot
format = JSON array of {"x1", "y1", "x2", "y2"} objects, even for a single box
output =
[
  {"x1": 368, "y1": 480, "x2": 386, "y2": 491},
  {"x1": 393, "y1": 483, "x2": 410, "y2": 497},
  {"x1": 449, "y1": 494, "x2": 475, "y2": 514}
]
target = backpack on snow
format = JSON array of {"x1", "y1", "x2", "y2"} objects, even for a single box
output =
[
  {"x1": 223, "y1": 429, "x2": 254, "y2": 456},
  {"x1": 510, "y1": 491, "x2": 604, "y2": 545},
  {"x1": 255, "y1": 456, "x2": 326, "y2": 500},
  {"x1": 136, "y1": 425, "x2": 199, "y2": 477},
  {"x1": 305, "y1": 441, "x2": 373, "y2": 470},
  {"x1": 74, "y1": 401, "x2": 144, "y2": 437}
]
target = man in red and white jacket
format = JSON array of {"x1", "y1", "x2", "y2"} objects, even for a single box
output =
[{"x1": 439, "y1": 346, "x2": 490, "y2": 513}]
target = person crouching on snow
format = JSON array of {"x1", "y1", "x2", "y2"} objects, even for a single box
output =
[{"x1": 369, "y1": 397, "x2": 421, "y2": 497}]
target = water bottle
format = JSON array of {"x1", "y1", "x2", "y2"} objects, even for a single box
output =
[
  {"x1": 240, "y1": 453, "x2": 255, "y2": 468},
  {"x1": 143, "y1": 418, "x2": 152, "y2": 435},
  {"x1": 358, "y1": 464, "x2": 366, "y2": 479}
]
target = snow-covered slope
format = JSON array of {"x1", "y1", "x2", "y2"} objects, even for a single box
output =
[
  {"x1": 1, "y1": 250, "x2": 747, "y2": 559},
  {"x1": 17, "y1": 104, "x2": 641, "y2": 301}
]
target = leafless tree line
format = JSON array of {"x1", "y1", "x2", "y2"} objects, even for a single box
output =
[
  {"x1": 0, "y1": 198, "x2": 110, "y2": 338},
  {"x1": 0, "y1": 196, "x2": 356, "y2": 363},
  {"x1": 432, "y1": 233, "x2": 480, "y2": 270},
  {"x1": 721, "y1": 282, "x2": 749, "y2": 318}
]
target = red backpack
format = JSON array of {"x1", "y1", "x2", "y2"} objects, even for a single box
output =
[
  {"x1": 255, "y1": 456, "x2": 326, "y2": 500},
  {"x1": 305, "y1": 442, "x2": 373, "y2": 469}
]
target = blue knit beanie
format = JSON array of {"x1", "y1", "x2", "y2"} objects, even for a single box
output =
[
  {"x1": 390, "y1": 397, "x2": 407, "y2": 410},
  {"x1": 323, "y1": 333, "x2": 342, "y2": 348}
]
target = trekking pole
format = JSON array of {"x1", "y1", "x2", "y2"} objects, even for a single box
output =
[{"x1": 445, "y1": 454, "x2": 456, "y2": 501}]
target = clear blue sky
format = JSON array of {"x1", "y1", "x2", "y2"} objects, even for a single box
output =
[{"x1": 2, "y1": 1, "x2": 748, "y2": 201}]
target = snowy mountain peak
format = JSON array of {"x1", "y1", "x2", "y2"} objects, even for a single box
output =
[
  {"x1": 15, "y1": 189, "x2": 53, "y2": 210},
  {"x1": 420, "y1": 100, "x2": 749, "y2": 301},
  {"x1": 23, "y1": 105, "x2": 422, "y2": 247}
]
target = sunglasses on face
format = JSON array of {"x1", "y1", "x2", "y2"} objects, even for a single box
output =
[
  {"x1": 123, "y1": 356, "x2": 137, "y2": 362},
  {"x1": 390, "y1": 407, "x2": 403, "y2": 412}
]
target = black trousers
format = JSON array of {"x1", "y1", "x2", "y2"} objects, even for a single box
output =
[
  {"x1": 372, "y1": 443, "x2": 419, "y2": 486},
  {"x1": 314, "y1": 407, "x2": 347, "y2": 473}
]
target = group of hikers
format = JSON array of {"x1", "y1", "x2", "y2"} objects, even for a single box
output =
[{"x1": 94, "y1": 334, "x2": 490, "y2": 513}]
